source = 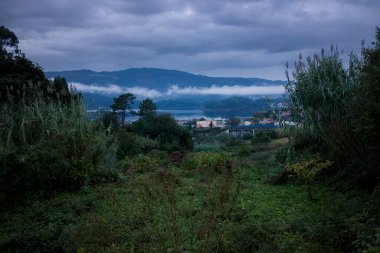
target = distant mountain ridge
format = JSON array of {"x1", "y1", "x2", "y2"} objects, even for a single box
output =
[{"x1": 45, "y1": 68, "x2": 284, "y2": 92}]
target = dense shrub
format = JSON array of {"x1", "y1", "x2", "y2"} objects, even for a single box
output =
[
  {"x1": 132, "y1": 113, "x2": 193, "y2": 152},
  {"x1": 238, "y1": 142, "x2": 254, "y2": 156},
  {"x1": 284, "y1": 30, "x2": 380, "y2": 190},
  {"x1": 0, "y1": 99, "x2": 117, "y2": 205},
  {"x1": 250, "y1": 130, "x2": 279, "y2": 144},
  {"x1": 219, "y1": 134, "x2": 244, "y2": 147},
  {"x1": 182, "y1": 151, "x2": 233, "y2": 175},
  {"x1": 251, "y1": 131, "x2": 271, "y2": 144},
  {"x1": 193, "y1": 143, "x2": 223, "y2": 152},
  {"x1": 242, "y1": 132, "x2": 254, "y2": 140},
  {"x1": 128, "y1": 155, "x2": 158, "y2": 173},
  {"x1": 115, "y1": 129, "x2": 158, "y2": 159}
]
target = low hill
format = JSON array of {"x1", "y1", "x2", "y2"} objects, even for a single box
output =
[
  {"x1": 46, "y1": 68, "x2": 284, "y2": 92},
  {"x1": 201, "y1": 96, "x2": 282, "y2": 117}
]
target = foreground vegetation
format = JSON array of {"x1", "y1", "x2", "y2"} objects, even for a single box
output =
[
  {"x1": 1, "y1": 134, "x2": 377, "y2": 252},
  {"x1": 1, "y1": 26, "x2": 379, "y2": 252}
]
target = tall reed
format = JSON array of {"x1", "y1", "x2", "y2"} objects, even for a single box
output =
[{"x1": 0, "y1": 98, "x2": 117, "y2": 205}]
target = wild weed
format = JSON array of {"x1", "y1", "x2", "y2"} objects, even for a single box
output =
[{"x1": 0, "y1": 98, "x2": 117, "y2": 205}]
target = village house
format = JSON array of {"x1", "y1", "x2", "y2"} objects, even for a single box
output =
[
  {"x1": 196, "y1": 119, "x2": 226, "y2": 128},
  {"x1": 196, "y1": 120, "x2": 213, "y2": 128},
  {"x1": 259, "y1": 118, "x2": 274, "y2": 124}
]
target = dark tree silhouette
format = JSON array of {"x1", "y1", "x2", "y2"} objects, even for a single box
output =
[
  {"x1": 110, "y1": 93, "x2": 136, "y2": 126},
  {"x1": 139, "y1": 98, "x2": 157, "y2": 116}
]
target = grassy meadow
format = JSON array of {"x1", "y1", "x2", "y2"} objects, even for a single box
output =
[{"x1": 1, "y1": 129, "x2": 375, "y2": 252}]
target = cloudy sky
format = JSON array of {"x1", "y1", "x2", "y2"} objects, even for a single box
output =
[{"x1": 1, "y1": 0, "x2": 379, "y2": 80}]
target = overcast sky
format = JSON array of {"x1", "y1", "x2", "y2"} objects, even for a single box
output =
[{"x1": 1, "y1": 0, "x2": 379, "y2": 80}]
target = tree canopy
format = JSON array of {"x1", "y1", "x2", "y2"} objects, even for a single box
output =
[
  {"x1": 227, "y1": 117, "x2": 241, "y2": 127},
  {"x1": 0, "y1": 26, "x2": 19, "y2": 51},
  {"x1": 110, "y1": 93, "x2": 136, "y2": 126},
  {"x1": 131, "y1": 99, "x2": 193, "y2": 152},
  {"x1": 138, "y1": 98, "x2": 157, "y2": 116},
  {"x1": 0, "y1": 26, "x2": 76, "y2": 104}
]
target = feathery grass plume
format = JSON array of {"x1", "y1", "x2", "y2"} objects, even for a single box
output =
[{"x1": 0, "y1": 96, "x2": 118, "y2": 206}]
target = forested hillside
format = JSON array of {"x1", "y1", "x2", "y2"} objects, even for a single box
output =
[{"x1": 46, "y1": 68, "x2": 284, "y2": 91}]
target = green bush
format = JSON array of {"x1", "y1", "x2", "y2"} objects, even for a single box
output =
[
  {"x1": 220, "y1": 134, "x2": 243, "y2": 147},
  {"x1": 132, "y1": 113, "x2": 193, "y2": 152},
  {"x1": 193, "y1": 143, "x2": 223, "y2": 152},
  {"x1": 251, "y1": 131, "x2": 271, "y2": 144},
  {"x1": 115, "y1": 129, "x2": 158, "y2": 159},
  {"x1": 182, "y1": 151, "x2": 233, "y2": 175},
  {"x1": 0, "y1": 99, "x2": 117, "y2": 205},
  {"x1": 242, "y1": 132, "x2": 254, "y2": 140},
  {"x1": 284, "y1": 34, "x2": 380, "y2": 189},
  {"x1": 127, "y1": 151, "x2": 170, "y2": 173},
  {"x1": 238, "y1": 143, "x2": 254, "y2": 156}
]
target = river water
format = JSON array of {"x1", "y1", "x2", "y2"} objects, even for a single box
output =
[
  {"x1": 88, "y1": 109, "x2": 254, "y2": 121},
  {"x1": 88, "y1": 109, "x2": 207, "y2": 121}
]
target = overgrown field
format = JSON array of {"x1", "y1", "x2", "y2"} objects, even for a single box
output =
[{"x1": 1, "y1": 132, "x2": 376, "y2": 252}]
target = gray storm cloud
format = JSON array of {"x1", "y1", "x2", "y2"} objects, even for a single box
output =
[{"x1": 1, "y1": 0, "x2": 379, "y2": 80}]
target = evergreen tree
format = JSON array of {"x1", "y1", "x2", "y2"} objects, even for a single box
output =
[
  {"x1": 138, "y1": 98, "x2": 157, "y2": 116},
  {"x1": 110, "y1": 93, "x2": 136, "y2": 126}
]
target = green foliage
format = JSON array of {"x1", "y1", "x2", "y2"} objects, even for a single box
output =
[
  {"x1": 238, "y1": 142, "x2": 254, "y2": 156},
  {"x1": 285, "y1": 157, "x2": 333, "y2": 200},
  {"x1": 251, "y1": 130, "x2": 276, "y2": 144},
  {"x1": 110, "y1": 93, "x2": 136, "y2": 112},
  {"x1": 110, "y1": 93, "x2": 136, "y2": 126},
  {"x1": 128, "y1": 153, "x2": 167, "y2": 173},
  {"x1": 129, "y1": 155, "x2": 239, "y2": 253},
  {"x1": 115, "y1": 129, "x2": 158, "y2": 159},
  {"x1": 0, "y1": 26, "x2": 77, "y2": 105},
  {"x1": 0, "y1": 25, "x2": 377, "y2": 253},
  {"x1": 1, "y1": 139, "x2": 373, "y2": 253},
  {"x1": 284, "y1": 30, "x2": 380, "y2": 189},
  {"x1": 133, "y1": 113, "x2": 193, "y2": 152},
  {"x1": 354, "y1": 228, "x2": 380, "y2": 253},
  {"x1": 351, "y1": 27, "x2": 380, "y2": 189},
  {"x1": 138, "y1": 97, "x2": 157, "y2": 116},
  {"x1": 0, "y1": 26, "x2": 19, "y2": 49},
  {"x1": 99, "y1": 110, "x2": 118, "y2": 129},
  {"x1": 182, "y1": 151, "x2": 233, "y2": 176},
  {"x1": 219, "y1": 134, "x2": 244, "y2": 147},
  {"x1": 202, "y1": 96, "x2": 271, "y2": 117},
  {"x1": 285, "y1": 46, "x2": 363, "y2": 161},
  {"x1": 0, "y1": 127, "x2": 376, "y2": 253},
  {"x1": 50, "y1": 75, "x2": 74, "y2": 103},
  {"x1": 242, "y1": 132, "x2": 254, "y2": 140},
  {"x1": 0, "y1": 99, "x2": 117, "y2": 205},
  {"x1": 358, "y1": 29, "x2": 380, "y2": 140},
  {"x1": 252, "y1": 133, "x2": 270, "y2": 144},
  {"x1": 193, "y1": 143, "x2": 223, "y2": 152}
]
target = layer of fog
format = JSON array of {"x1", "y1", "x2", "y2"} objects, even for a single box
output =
[{"x1": 71, "y1": 82, "x2": 285, "y2": 98}]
